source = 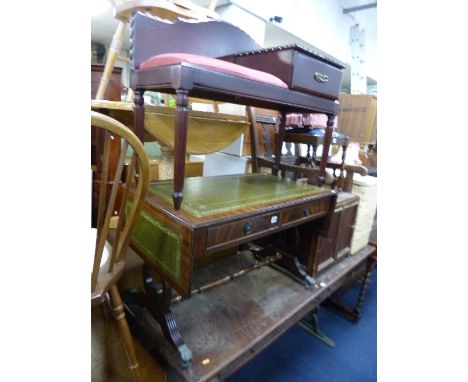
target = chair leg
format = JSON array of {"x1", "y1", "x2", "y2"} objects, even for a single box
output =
[
  {"x1": 109, "y1": 284, "x2": 141, "y2": 382},
  {"x1": 172, "y1": 89, "x2": 189, "y2": 209},
  {"x1": 95, "y1": 21, "x2": 126, "y2": 100}
]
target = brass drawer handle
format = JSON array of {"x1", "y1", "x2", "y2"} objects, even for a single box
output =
[
  {"x1": 314, "y1": 72, "x2": 329, "y2": 83},
  {"x1": 244, "y1": 222, "x2": 253, "y2": 235}
]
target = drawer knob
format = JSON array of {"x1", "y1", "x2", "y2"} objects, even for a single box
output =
[
  {"x1": 303, "y1": 208, "x2": 310, "y2": 216},
  {"x1": 314, "y1": 72, "x2": 329, "y2": 83},
  {"x1": 244, "y1": 222, "x2": 253, "y2": 235}
]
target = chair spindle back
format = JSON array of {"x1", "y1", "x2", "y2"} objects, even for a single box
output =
[{"x1": 91, "y1": 111, "x2": 149, "y2": 292}]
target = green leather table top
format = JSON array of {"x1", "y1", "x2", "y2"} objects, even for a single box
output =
[{"x1": 147, "y1": 173, "x2": 323, "y2": 218}]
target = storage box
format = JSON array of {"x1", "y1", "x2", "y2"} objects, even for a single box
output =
[
  {"x1": 220, "y1": 44, "x2": 345, "y2": 100},
  {"x1": 350, "y1": 174, "x2": 377, "y2": 254},
  {"x1": 337, "y1": 94, "x2": 377, "y2": 144}
]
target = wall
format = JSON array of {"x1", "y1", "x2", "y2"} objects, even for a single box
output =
[
  {"x1": 217, "y1": 3, "x2": 266, "y2": 45},
  {"x1": 219, "y1": 0, "x2": 377, "y2": 83}
]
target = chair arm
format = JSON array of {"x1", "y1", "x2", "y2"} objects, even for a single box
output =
[
  {"x1": 344, "y1": 164, "x2": 368, "y2": 176},
  {"x1": 343, "y1": 164, "x2": 368, "y2": 192}
]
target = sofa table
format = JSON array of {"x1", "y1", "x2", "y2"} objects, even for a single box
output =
[{"x1": 126, "y1": 173, "x2": 337, "y2": 364}]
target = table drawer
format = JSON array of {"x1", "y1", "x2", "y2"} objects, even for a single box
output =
[
  {"x1": 207, "y1": 212, "x2": 280, "y2": 250},
  {"x1": 280, "y1": 198, "x2": 330, "y2": 227}
]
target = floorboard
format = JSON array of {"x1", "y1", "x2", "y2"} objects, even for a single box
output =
[{"x1": 92, "y1": 304, "x2": 166, "y2": 382}]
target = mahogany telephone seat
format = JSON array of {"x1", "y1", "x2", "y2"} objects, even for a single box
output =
[{"x1": 130, "y1": 12, "x2": 343, "y2": 210}]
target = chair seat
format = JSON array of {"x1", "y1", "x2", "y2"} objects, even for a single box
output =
[
  {"x1": 91, "y1": 262, "x2": 126, "y2": 306},
  {"x1": 91, "y1": 228, "x2": 125, "y2": 306},
  {"x1": 140, "y1": 53, "x2": 288, "y2": 88},
  {"x1": 91, "y1": 228, "x2": 111, "y2": 269}
]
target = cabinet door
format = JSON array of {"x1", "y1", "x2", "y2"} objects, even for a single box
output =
[
  {"x1": 335, "y1": 203, "x2": 358, "y2": 259},
  {"x1": 309, "y1": 198, "x2": 359, "y2": 276},
  {"x1": 313, "y1": 209, "x2": 340, "y2": 274}
]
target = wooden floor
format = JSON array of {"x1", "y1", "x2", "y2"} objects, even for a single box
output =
[
  {"x1": 123, "y1": 247, "x2": 373, "y2": 382},
  {"x1": 92, "y1": 249, "x2": 167, "y2": 382},
  {"x1": 92, "y1": 303, "x2": 167, "y2": 382}
]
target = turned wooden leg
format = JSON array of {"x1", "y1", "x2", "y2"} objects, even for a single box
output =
[
  {"x1": 263, "y1": 123, "x2": 274, "y2": 158},
  {"x1": 305, "y1": 144, "x2": 312, "y2": 166},
  {"x1": 311, "y1": 143, "x2": 318, "y2": 166},
  {"x1": 273, "y1": 111, "x2": 287, "y2": 175},
  {"x1": 285, "y1": 142, "x2": 293, "y2": 157},
  {"x1": 353, "y1": 258, "x2": 374, "y2": 318},
  {"x1": 337, "y1": 142, "x2": 348, "y2": 191},
  {"x1": 143, "y1": 266, "x2": 192, "y2": 367},
  {"x1": 324, "y1": 257, "x2": 375, "y2": 322},
  {"x1": 173, "y1": 89, "x2": 189, "y2": 210},
  {"x1": 133, "y1": 90, "x2": 145, "y2": 143},
  {"x1": 109, "y1": 284, "x2": 141, "y2": 382},
  {"x1": 318, "y1": 115, "x2": 335, "y2": 186}
]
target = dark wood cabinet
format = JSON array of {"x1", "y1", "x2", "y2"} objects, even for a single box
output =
[
  {"x1": 271, "y1": 192, "x2": 359, "y2": 277},
  {"x1": 309, "y1": 192, "x2": 358, "y2": 275},
  {"x1": 91, "y1": 64, "x2": 123, "y2": 167},
  {"x1": 91, "y1": 64, "x2": 122, "y2": 101},
  {"x1": 91, "y1": 65, "x2": 123, "y2": 226}
]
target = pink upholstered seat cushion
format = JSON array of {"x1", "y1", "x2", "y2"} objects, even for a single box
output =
[{"x1": 140, "y1": 53, "x2": 288, "y2": 88}]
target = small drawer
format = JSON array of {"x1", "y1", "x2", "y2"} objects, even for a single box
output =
[
  {"x1": 291, "y1": 52, "x2": 343, "y2": 100},
  {"x1": 207, "y1": 213, "x2": 280, "y2": 250},
  {"x1": 219, "y1": 45, "x2": 344, "y2": 101},
  {"x1": 280, "y1": 199, "x2": 330, "y2": 227}
]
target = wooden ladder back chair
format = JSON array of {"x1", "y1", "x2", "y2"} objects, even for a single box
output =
[
  {"x1": 91, "y1": 111, "x2": 149, "y2": 382},
  {"x1": 247, "y1": 109, "x2": 322, "y2": 185},
  {"x1": 130, "y1": 13, "x2": 342, "y2": 210},
  {"x1": 248, "y1": 111, "x2": 368, "y2": 192}
]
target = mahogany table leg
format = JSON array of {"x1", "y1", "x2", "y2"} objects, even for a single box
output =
[
  {"x1": 133, "y1": 90, "x2": 145, "y2": 142},
  {"x1": 142, "y1": 266, "x2": 193, "y2": 367},
  {"x1": 172, "y1": 89, "x2": 189, "y2": 210}
]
